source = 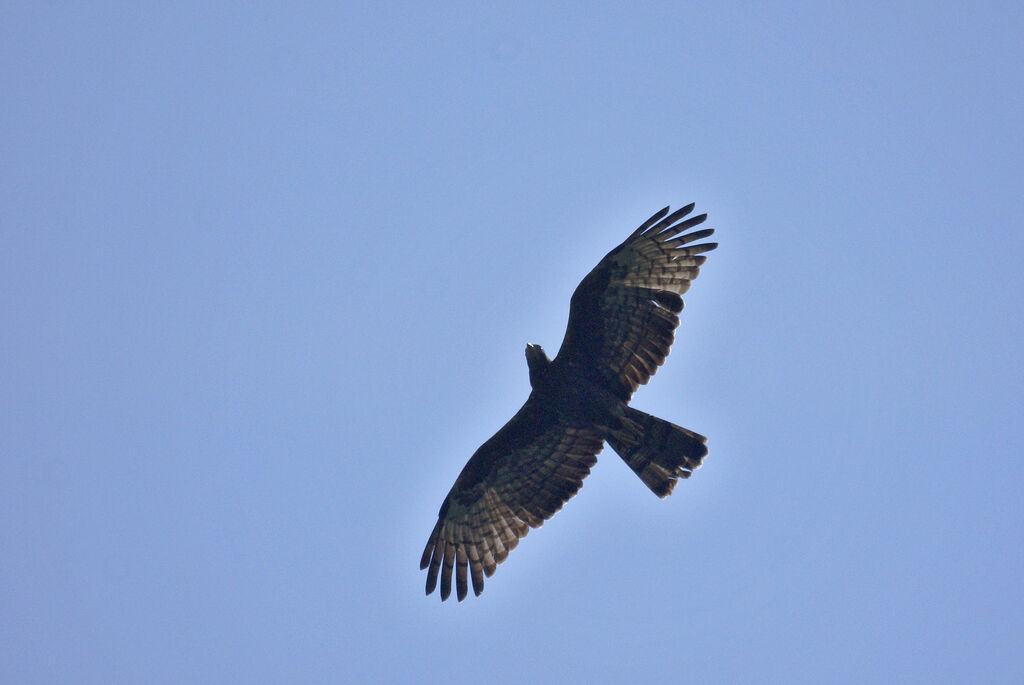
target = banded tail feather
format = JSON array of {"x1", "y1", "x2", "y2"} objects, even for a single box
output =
[{"x1": 606, "y1": 407, "x2": 707, "y2": 497}]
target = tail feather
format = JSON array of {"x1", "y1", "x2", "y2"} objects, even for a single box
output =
[{"x1": 606, "y1": 407, "x2": 707, "y2": 497}]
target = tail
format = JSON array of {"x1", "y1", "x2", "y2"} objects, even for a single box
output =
[{"x1": 606, "y1": 407, "x2": 708, "y2": 498}]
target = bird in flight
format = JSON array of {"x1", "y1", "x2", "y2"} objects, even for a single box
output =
[{"x1": 421, "y1": 204, "x2": 718, "y2": 601}]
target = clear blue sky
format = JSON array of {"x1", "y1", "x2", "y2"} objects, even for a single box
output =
[{"x1": 3, "y1": 3, "x2": 1022, "y2": 683}]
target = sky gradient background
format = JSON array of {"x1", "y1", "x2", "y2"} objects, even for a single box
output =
[{"x1": 3, "y1": 2, "x2": 1022, "y2": 683}]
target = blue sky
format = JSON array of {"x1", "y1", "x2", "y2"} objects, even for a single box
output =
[{"x1": 2, "y1": 2, "x2": 1022, "y2": 683}]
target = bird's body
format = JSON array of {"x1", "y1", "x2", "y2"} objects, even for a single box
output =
[
  {"x1": 421, "y1": 204, "x2": 718, "y2": 601},
  {"x1": 528, "y1": 347, "x2": 627, "y2": 430}
]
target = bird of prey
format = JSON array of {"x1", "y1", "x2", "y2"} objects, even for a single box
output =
[{"x1": 420, "y1": 204, "x2": 717, "y2": 601}]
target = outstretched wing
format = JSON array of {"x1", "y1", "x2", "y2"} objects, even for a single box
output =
[
  {"x1": 555, "y1": 204, "x2": 717, "y2": 401},
  {"x1": 420, "y1": 397, "x2": 605, "y2": 601}
]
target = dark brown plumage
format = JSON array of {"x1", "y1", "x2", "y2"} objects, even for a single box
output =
[{"x1": 421, "y1": 204, "x2": 718, "y2": 601}]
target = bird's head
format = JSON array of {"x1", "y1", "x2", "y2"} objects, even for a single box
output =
[
  {"x1": 525, "y1": 343, "x2": 551, "y2": 387},
  {"x1": 525, "y1": 343, "x2": 549, "y2": 364}
]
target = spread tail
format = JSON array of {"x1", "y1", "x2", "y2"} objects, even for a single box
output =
[{"x1": 606, "y1": 407, "x2": 707, "y2": 497}]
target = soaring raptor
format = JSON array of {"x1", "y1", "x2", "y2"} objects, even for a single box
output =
[{"x1": 421, "y1": 204, "x2": 718, "y2": 601}]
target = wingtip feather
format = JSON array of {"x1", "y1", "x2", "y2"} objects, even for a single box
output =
[
  {"x1": 629, "y1": 206, "x2": 671, "y2": 238},
  {"x1": 645, "y1": 205, "x2": 696, "y2": 237},
  {"x1": 690, "y1": 242, "x2": 718, "y2": 254}
]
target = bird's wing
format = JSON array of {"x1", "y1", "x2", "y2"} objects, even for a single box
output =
[
  {"x1": 555, "y1": 204, "x2": 717, "y2": 401},
  {"x1": 420, "y1": 397, "x2": 605, "y2": 601}
]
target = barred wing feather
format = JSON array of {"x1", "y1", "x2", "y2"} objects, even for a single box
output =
[
  {"x1": 556, "y1": 204, "x2": 717, "y2": 400},
  {"x1": 420, "y1": 398, "x2": 605, "y2": 601}
]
